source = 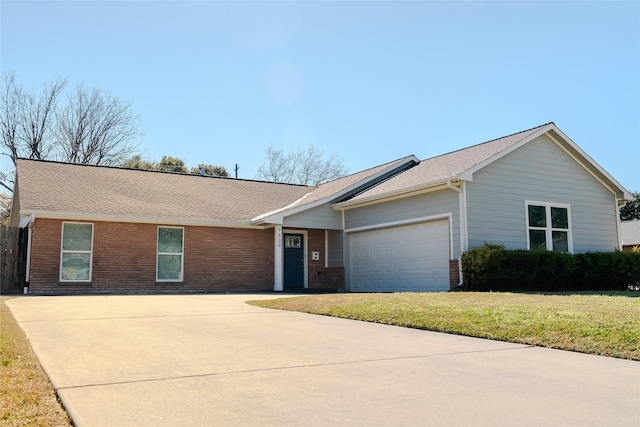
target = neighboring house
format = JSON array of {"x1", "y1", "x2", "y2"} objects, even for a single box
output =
[
  {"x1": 9, "y1": 122, "x2": 632, "y2": 295},
  {"x1": 620, "y1": 221, "x2": 640, "y2": 251}
]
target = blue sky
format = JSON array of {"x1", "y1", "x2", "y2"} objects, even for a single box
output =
[{"x1": 2, "y1": 1, "x2": 639, "y2": 190}]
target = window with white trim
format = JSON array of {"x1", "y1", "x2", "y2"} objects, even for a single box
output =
[
  {"x1": 526, "y1": 202, "x2": 572, "y2": 252},
  {"x1": 157, "y1": 226, "x2": 184, "y2": 281},
  {"x1": 60, "y1": 222, "x2": 93, "y2": 281}
]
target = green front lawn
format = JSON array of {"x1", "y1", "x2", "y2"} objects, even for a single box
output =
[{"x1": 248, "y1": 292, "x2": 640, "y2": 360}]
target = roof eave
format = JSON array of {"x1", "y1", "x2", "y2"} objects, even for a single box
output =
[
  {"x1": 252, "y1": 155, "x2": 421, "y2": 224},
  {"x1": 332, "y1": 177, "x2": 462, "y2": 210},
  {"x1": 20, "y1": 210, "x2": 269, "y2": 229}
]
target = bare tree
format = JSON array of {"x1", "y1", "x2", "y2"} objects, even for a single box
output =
[
  {"x1": 256, "y1": 144, "x2": 348, "y2": 186},
  {"x1": 1, "y1": 73, "x2": 143, "y2": 225},
  {"x1": 1, "y1": 73, "x2": 142, "y2": 187},
  {"x1": 20, "y1": 77, "x2": 67, "y2": 160},
  {"x1": 256, "y1": 146, "x2": 295, "y2": 184},
  {"x1": 0, "y1": 74, "x2": 20, "y2": 169},
  {"x1": 0, "y1": 74, "x2": 20, "y2": 192},
  {"x1": 0, "y1": 192, "x2": 10, "y2": 226},
  {"x1": 55, "y1": 85, "x2": 142, "y2": 166},
  {"x1": 0, "y1": 73, "x2": 66, "y2": 191}
]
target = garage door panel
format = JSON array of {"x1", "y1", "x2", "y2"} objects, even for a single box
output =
[{"x1": 349, "y1": 220, "x2": 450, "y2": 292}]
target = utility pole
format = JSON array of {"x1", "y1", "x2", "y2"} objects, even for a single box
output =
[{"x1": 234, "y1": 164, "x2": 239, "y2": 179}]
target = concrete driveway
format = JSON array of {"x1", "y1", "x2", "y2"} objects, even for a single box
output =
[{"x1": 7, "y1": 294, "x2": 639, "y2": 427}]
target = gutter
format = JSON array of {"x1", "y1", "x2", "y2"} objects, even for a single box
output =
[{"x1": 19, "y1": 210, "x2": 270, "y2": 229}]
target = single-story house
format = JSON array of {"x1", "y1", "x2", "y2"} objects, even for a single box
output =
[
  {"x1": 620, "y1": 221, "x2": 640, "y2": 251},
  {"x1": 9, "y1": 122, "x2": 632, "y2": 295}
]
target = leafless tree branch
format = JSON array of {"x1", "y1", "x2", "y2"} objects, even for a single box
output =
[
  {"x1": 0, "y1": 73, "x2": 144, "y2": 222},
  {"x1": 54, "y1": 84, "x2": 142, "y2": 166},
  {"x1": 256, "y1": 144, "x2": 348, "y2": 185},
  {"x1": 18, "y1": 76, "x2": 67, "y2": 160}
]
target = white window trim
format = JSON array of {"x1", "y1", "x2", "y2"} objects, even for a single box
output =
[
  {"x1": 524, "y1": 201, "x2": 573, "y2": 253},
  {"x1": 156, "y1": 226, "x2": 184, "y2": 282},
  {"x1": 60, "y1": 221, "x2": 94, "y2": 282}
]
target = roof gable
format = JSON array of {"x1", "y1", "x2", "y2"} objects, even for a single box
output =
[{"x1": 335, "y1": 123, "x2": 631, "y2": 208}]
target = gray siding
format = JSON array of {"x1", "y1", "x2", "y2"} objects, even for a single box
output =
[
  {"x1": 327, "y1": 230, "x2": 344, "y2": 267},
  {"x1": 283, "y1": 204, "x2": 342, "y2": 229},
  {"x1": 344, "y1": 189, "x2": 461, "y2": 258},
  {"x1": 466, "y1": 134, "x2": 619, "y2": 252}
]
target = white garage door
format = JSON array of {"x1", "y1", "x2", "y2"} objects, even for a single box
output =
[{"x1": 348, "y1": 219, "x2": 450, "y2": 292}]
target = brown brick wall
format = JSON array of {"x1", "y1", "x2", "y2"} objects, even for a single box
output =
[
  {"x1": 304, "y1": 228, "x2": 345, "y2": 291},
  {"x1": 28, "y1": 219, "x2": 345, "y2": 295},
  {"x1": 449, "y1": 259, "x2": 460, "y2": 290},
  {"x1": 29, "y1": 218, "x2": 64, "y2": 288},
  {"x1": 28, "y1": 218, "x2": 275, "y2": 294}
]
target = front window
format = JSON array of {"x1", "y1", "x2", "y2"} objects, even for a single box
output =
[
  {"x1": 157, "y1": 227, "x2": 184, "y2": 281},
  {"x1": 60, "y1": 222, "x2": 93, "y2": 281},
  {"x1": 526, "y1": 202, "x2": 571, "y2": 252}
]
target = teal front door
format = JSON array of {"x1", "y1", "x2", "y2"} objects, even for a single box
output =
[{"x1": 284, "y1": 233, "x2": 304, "y2": 289}]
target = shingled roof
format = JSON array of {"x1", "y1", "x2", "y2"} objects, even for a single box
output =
[
  {"x1": 14, "y1": 123, "x2": 631, "y2": 227},
  {"x1": 338, "y1": 123, "x2": 550, "y2": 204},
  {"x1": 621, "y1": 221, "x2": 640, "y2": 247},
  {"x1": 15, "y1": 160, "x2": 313, "y2": 226},
  {"x1": 14, "y1": 154, "x2": 419, "y2": 227},
  {"x1": 251, "y1": 155, "x2": 419, "y2": 223}
]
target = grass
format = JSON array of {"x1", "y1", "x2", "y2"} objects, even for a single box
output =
[
  {"x1": 0, "y1": 297, "x2": 72, "y2": 426},
  {"x1": 248, "y1": 291, "x2": 640, "y2": 361}
]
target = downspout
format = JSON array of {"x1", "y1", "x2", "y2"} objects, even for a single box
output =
[
  {"x1": 447, "y1": 180, "x2": 466, "y2": 287},
  {"x1": 342, "y1": 209, "x2": 347, "y2": 292},
  {"x1": 616, "y1": 195, "x2": 627, "y2": 251},
  {"x1": 24, "y1": 213, "x2": 35, "y2": 294},
  {"x1": 341, "y1": 210, "x2": 346, "y2": 266}
]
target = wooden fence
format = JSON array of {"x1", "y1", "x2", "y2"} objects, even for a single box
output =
[{"x1": 0, "y1": 226, "x2": 28, "y2": 294}]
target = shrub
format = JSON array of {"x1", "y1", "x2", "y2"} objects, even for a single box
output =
[
  {"x1": 458, "y1": 243, "x2": 505, "y2": 291},
  {"x1": 575, "y1": 251, "x2": 640, "y2": 291},
  {"x1": 461, "y1": 244, "x2": 640, "y2": 291}
]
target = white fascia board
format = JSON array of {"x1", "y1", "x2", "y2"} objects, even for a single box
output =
[
  {"x1": 252, "y1": 155, "x2": 421, "y2": 224},
  {"x1": 20, "y1": 210, "x2": 268, "y2": 229},
  {"x1": 458, "y1": 123, "x2": 554, "y2": 181},
  {"x1": 545, "y1": 126, "x2": 633, "y2": 200},
  {"x1": 332, "y1": 180, "x2": 458, "y2": 211}
]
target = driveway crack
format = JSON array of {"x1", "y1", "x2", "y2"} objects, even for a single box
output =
[{"x1": 56, "y1": 345, "x2": 534, "y2": 391}]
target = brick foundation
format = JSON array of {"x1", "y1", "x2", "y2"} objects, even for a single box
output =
[{"x1": 449, "y1": 259, "x2": 460, "y2": 290}]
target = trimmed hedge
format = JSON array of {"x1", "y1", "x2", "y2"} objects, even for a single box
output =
[{"x1": 461, "y1": 244, "x2": 640, "y2": 291}]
